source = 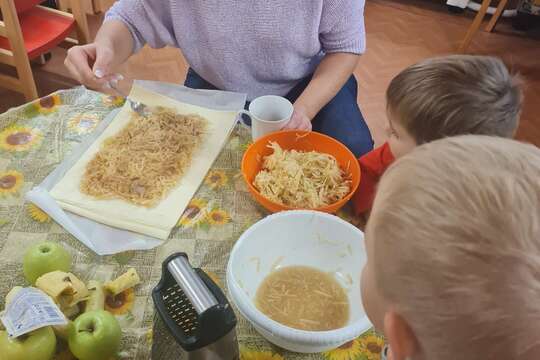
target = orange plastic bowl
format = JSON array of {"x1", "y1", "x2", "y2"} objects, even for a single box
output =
[{"x1": 241, "y1": 130, "x2": 361, "y2": 214}]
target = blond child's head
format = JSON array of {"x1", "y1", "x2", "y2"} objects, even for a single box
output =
[
  {"x1": 361, "y1": 135, "x2": 540, "y2": 360},
  {"x1": 385, "y1": 55, "x2": 522, "y2": 158}
]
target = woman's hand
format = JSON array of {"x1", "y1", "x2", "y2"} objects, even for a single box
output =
[
  {"x1": 291, "y1": 52, "x2": 360, "y2": 128},
  {"x1": 64, "y1": 20, "x2": 134, "y2": 92},
  {"x1": 65, "y1": 43, "x2": 118, "y2": 90},
  {"x1": 284, "y1": 105, "x2": 312, "y2": 131}
]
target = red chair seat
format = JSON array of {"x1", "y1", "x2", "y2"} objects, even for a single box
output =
[{"x1": 0, "y1": 6, "x2": 75, "y2": 59}]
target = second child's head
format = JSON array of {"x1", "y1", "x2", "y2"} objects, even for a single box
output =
[
  {"x1": 385, "y1": 55, "x2": 522, "y2": 158},
  {"x1": 361, "y1": 135, "x2": 540, "y2": 360}
]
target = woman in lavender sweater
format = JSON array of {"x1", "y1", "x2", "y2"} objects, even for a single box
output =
[{"x1": 65, "y1": 0, "x2": 373, "y2": 156}]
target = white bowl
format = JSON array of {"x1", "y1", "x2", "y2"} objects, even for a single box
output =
[{"x1": 226, "y1": 210, "x2": 372, "y2": 353}]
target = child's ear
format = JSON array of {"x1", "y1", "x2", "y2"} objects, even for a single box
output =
[{"x1": 384, "y1": 311, "x2": 419, "y2": 360}]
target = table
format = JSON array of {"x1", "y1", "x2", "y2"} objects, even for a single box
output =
[{"x1": 0, "y1": 87, "x2": 383, "y2": 360}]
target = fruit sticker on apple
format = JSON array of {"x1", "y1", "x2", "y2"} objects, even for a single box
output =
[{"x1": 1, "y1": 287, "x2": 67, "y2": 338}]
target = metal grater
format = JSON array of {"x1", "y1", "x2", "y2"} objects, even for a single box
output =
[{"x1": 152, "y1": 253, "x2": 239, "y2": 360}]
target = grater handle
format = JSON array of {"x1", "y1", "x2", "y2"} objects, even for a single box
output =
[{"x1": 167, "y1": 256, "x2": 218, "y2": 314}]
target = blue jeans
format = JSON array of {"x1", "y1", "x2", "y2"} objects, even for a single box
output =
[{"x1": 184, "y1": 68, "x2": 374, "y2": 157}]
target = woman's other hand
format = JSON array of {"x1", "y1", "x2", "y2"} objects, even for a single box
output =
[{"x1": 284, "y1": 105, "x2": 312, "y2": 131}]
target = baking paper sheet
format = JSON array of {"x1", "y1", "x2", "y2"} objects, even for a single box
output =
[{"x1": 26, "y1": 81, "x2": 246, "y2": 255}]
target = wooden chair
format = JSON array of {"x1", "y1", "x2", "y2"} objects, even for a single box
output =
[
  {"x1": 0, "y1": 0, "x2": 89, "y2": 101},
  {"x1": 459, "y1": 0, "x2": 509, "y2": 52}
]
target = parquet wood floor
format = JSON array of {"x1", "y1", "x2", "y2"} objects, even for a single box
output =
[{"x1": 1, "y1": 0, "x2": 539, "y2": 146}]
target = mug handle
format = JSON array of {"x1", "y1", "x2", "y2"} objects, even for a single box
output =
[{"x1": 237, "y1": 110, "x2": 252, "y2": 129}]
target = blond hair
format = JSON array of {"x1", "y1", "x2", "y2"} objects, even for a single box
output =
[
  {"x1": 369, "y1": 135, "x2": 540, "y2": 360},
  {"x1": 387, "y1": 55, "x2": 522, "y2": 143}
]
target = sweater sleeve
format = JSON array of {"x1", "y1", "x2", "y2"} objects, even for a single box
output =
[
  {"x1": 104, "y1": 0, "x2": 177, "y2": 53},
  {"x1": 351, "y1": 142, "x2": 395, "y2": 216},
  {"x1": 319, "y1": 0, "x2": 366, "y2": 54}
]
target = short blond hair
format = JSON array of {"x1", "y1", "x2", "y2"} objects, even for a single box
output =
[
  {"x1": 387, "y1": 55, "x2": 522, "y2": 143},
  {"x1": 369, "y1": 136, "x2": 540, "y2": 360}
]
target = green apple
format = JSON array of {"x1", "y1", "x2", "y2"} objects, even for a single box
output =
[
  {"x1": 68, "y1": 311, "x2": 121, "y2": 360},
  {"x1": 23, "y1": 242, "x2": 72, "y2": 285},
  {"x1": 0, "y1": 326, "x2": 56, "y2": 360}
]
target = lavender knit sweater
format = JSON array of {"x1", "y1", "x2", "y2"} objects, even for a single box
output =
[{"x1": 105, "y1": 0, "x2": 366, "y2": 100}]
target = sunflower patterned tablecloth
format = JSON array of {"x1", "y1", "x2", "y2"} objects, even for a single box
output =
[{"x1": 0, "y1": 87, "x2": 384, "y2": 360}]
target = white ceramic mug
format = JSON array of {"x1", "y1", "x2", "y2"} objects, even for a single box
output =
[{"x1": 238, "y1": 95, "x2": 293, "y2": 140}]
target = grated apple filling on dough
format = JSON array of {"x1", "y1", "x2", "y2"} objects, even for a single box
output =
[{"x1": 80, "y1": 107, "x2": 207, "y2": 207}]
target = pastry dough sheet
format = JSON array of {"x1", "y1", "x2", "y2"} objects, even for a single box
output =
[{"x1": 50, "y1": 85, "x2": 238, "y2": 239}]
